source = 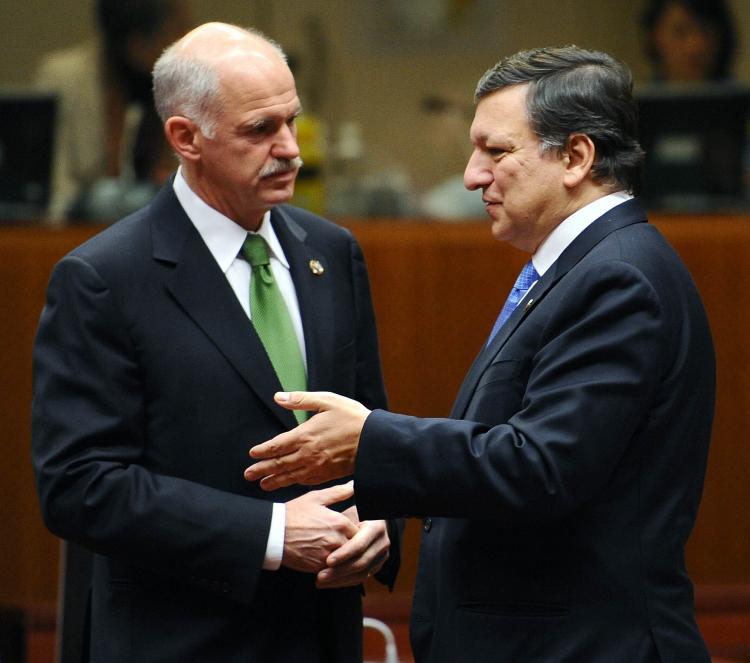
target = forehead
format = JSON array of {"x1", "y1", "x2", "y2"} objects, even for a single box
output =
[
  {"x1": 218, "y1": 55, "x2": 298, "y2": 111},
  {"x1": 470, "y1": 84, "x2": 534, "y2": 143}
]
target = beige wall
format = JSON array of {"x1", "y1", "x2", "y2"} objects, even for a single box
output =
[{"x1": 2, "y1": 0, "x2": 749, "y2": 193}]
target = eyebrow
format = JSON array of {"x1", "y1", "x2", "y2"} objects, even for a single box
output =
[
  {"x1": 471, "y1": 130, "x2": 513, "y2": 147},
  {"x1": 246, "y1": 118, "x2": 272, "y2": 132},
  {"x1": 469, "y1": 129, "x2": 489, "y2": 145},
  {"x1": 245, "y1": 106, "x2": 303, "y2": 132}
]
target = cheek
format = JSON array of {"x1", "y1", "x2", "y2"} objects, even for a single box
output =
[
  {"x1": 231, "y1": 147, "x2": 267, "y2": 180},
  {"x1": 491, "y1": 164, "x2": 515, "y2": 190}
]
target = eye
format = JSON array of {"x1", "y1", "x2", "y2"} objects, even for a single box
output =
[
  {"x1": 246, "y1": 121, "x2": 272, "y2": 137},
  {"x1": 487, "y1": 147, "x2": 507, "y2": 159}
]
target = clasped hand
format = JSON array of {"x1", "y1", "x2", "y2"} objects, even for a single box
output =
[
  {"x1": 245, "y1": 391, "x2": 381, "y2": 587},
  {"x1": 280, "y1": 482, "x2": 389, "y2": 588}
]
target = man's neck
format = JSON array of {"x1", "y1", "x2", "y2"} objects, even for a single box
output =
[{"x1": 180, "y1": 165, "x2": 266, "y2": 232}]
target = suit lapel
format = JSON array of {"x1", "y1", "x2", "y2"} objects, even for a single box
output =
[
  {"x1": 450, "y1": 271, "x2": 555, "y2": 419},
  {"x1": 451, "y1": 198, "x2": 649, "y2": 420},
  {"x1": 271, "y1": 206, "x2": 335, "y2": 393},
  {"x1": 151, "y1": 184, "x2": 294, "y2": 429}
]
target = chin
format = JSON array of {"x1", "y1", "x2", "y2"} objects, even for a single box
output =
[
  {"x1": 490, "y1": 218, "x2": 510, "y2": 242},
  {"x1": 261, "y1": 186, "x2": 295, "y2": 206}
]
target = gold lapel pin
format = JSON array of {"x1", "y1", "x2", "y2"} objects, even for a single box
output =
[{"x1": 309, "y1": 259, "x2": 325, "y2": 276}]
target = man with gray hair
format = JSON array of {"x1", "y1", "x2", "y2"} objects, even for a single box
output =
[
  {"x1": 247, "y1": 46, "x2": 715, "y2": 662},
  {"x1": 32, "y1": 22, "x2": 397, "y2": 662}
]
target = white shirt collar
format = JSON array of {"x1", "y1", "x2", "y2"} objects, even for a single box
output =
[
  {"x1": 532, "y1": 191, "x2": 633, "y2": 276},
  {"x1": 173, "y1": 167, "x2": 290, "y2": 273}
]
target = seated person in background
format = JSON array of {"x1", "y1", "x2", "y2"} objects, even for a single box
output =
[
  {"x1": 34, "y1": 0, "x2": 192, "y2": 221},
  {"x1": 640, "y1": 0, "x2": 737, "y2": 83},
  {"x1": 419, "y1": 93, "x2": 486, "y2": 220}
]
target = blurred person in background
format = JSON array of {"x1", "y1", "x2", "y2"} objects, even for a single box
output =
[
  {"x1": 35, "y1": 0, "x2": 192, "y2": 222},
  {"x1": 641, "y1": 0, "x2": 737, "y2": 83},
  {"x1": 419, "y1": 92, "x2": 487, "y2": 220}
]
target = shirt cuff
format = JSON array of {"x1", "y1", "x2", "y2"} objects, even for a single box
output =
[{"x1": 262, "y1": 502, "x2": 285, "y2": 571}]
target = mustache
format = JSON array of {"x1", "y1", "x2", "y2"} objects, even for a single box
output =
[{"x1": 259, "y1": 157, "x2": 304, "y2": 178}]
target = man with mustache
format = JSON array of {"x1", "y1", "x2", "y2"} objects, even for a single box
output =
[{"x1": 32, "y1": 22, "x2": 397, "y2": 662}]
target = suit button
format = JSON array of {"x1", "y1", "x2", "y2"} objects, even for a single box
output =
[
  {"x1": 222, "y1": 582, "x2": 230, "y2": 594},
  {"x1": 423, "y1": 517, "x2": 432, "y2": 533}
]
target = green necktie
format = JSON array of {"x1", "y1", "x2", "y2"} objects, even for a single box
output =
[{"x1": 242, "y1": 234, "x2": 308, "y2": 424}]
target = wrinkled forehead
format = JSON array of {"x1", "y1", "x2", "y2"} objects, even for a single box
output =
[
  {"x1": 470, "y1": 85, "x2": 533, "y2": 142},
  {"x1": 215, "y1": 54, "x2": 296, "y2": 110}
]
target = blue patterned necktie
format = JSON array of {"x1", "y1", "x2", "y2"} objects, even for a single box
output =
[{"x1": 487, "y1": 260, "x2": 540, "y2": 345}]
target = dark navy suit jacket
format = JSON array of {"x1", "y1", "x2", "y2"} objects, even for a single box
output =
[
  {"x1": 355, "y1": 199, "x2": 715, "y2": 663},
  {"x1": 32, "y1": 181, "x2": 395, "y2": 662}
]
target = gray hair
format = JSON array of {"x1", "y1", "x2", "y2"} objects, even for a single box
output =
[
  {"x1": 152, "y1": 25, "x2": 288, "y2": 139},
  {"x1": 475, "y1": 46, "x2": 644, "y2": 192}
]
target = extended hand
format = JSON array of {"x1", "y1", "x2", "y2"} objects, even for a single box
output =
[
  {"x1": 244, "y1": 391, "x2": 371, "y2": 490},
  {"x1": 281, "y1": 482, "x2": 359, "y2": 574},
  {"x1": 316, "y1": 506, "x2": 390, "y2": 589}
]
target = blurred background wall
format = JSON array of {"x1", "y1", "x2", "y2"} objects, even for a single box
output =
[{"x1": 2, "y1": 0, "x2": 749, "y2": 199}]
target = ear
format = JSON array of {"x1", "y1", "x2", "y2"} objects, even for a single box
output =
[
  {"x1": 164, "y1": 116, "x2": 203, "y2": 163},
  {"x1": 562, "y1": 133, "x2": 595, "y2": 189}
]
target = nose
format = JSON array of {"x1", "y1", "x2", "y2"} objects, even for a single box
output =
[
  {"x1": 464, "y1": 149, "x2": 493, "y2": 191},
  {"x1": 272, "y1": 122, "x2": 300, "y2": 160}
]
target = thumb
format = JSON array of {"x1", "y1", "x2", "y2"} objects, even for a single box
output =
[
  {"x1": 310, "y1": 480, "x2": 354, "y2": 506},
  {"x1": 274, "y1": 390, "x2": 332, "y2": 412}
]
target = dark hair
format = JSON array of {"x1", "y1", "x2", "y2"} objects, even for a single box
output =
[
  {"x1": 641, "y1": 0, "x2": 736, "y2": 80},
  {"x1": 475, "y1": 46, "x2": 644, "y2": 192},
  {"x1": 96, "y1": 0, "x2": 176, "y2": 48}
]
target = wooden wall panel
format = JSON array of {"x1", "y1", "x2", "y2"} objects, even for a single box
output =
[
  {"x1": 0, "y1": 227, "x2": 101, "y2": 608},
  {"x1": 655, "y1": 216, "x2": 750, "y2": 583},
  {"x1": 2, "y1": 215, "x2": 749, "y2": 615}
]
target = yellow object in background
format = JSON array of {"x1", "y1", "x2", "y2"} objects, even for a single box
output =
[{"x1": 292, "y1": 113, "x2": 326, "y2": 216}]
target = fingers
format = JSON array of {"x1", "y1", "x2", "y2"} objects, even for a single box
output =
[
  {"x1": 248, "y1": 428, "x2": 300, "y2": 460},
  {"x1": 246, "y1": 464, "x2": 297, "y2": 489},
  {"x1": 245, "y1": 392, "x2": 367, "y2": 489},
  {"x1": 245, "y1": 454, "x2": 306, "y2": 486},
  {"x1": 259, "y1": 473, "x2": 296, "y2": 491},
  {"x1": 281, "y1": 489, "x2": 360, "y2": 573},
  {"x1": 311, "y1": 481, "x2": 354, "y2": 506},
  {"x1": 315, "y1": 520, "x2": 390, "y2": 589},
  {"x1": 315, "y1": 549, "x2": 389, "y2": 589},
  {"x1": 252, "y1": 461, "x2": 343, "y2": 491},
  {"x1": 245, "y1": 429, "x2": 306, "y2": 485},
  {"x1": 342, "y1": 505, "x2": 360, "y2": 526},
  {"x1": 301, "y1": 483, "x2": 358, "y2": 539},
  {"x1": 326, "y1": 520, "x2": 388, "y2": 566},
  {"x1": 256, "y1": 468, "x2": 332, "y2": 491}
]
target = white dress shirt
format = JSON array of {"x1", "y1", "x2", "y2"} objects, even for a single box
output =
[
  {"x1": 173, "y1": 168, "x2": 298, "y2": 571},
  {"x1": 529, "y1": 191, "x2": 634, "y2": 286}
]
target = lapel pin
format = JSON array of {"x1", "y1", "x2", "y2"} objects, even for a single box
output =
[
  {"x1": 524, "y1": 298, "x2": 535, "y2": 311},
  {"x1": 309, "y1": 259, "x2": 325, "y2": 276}
]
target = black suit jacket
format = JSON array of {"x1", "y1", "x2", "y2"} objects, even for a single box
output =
[
  {"x1": 32, "y1": 181, "x2": 395, "y2": 662},
  {"x1": 355, "y1": 199, "x2": 715, "y2": 663}
]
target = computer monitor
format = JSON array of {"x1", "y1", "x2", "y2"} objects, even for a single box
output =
[
  {"x1": 0, "y1": 89, "x2": 57, "y2": 221},
  {"x1": 636, "y1": 83, "x2": 750, "y2": 211}
]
